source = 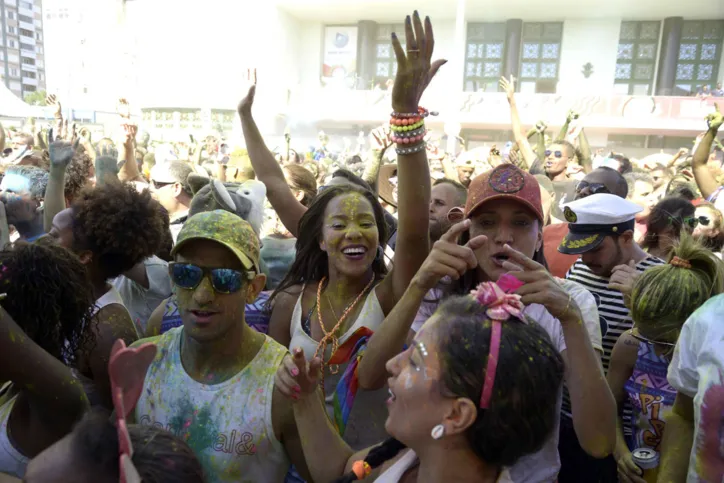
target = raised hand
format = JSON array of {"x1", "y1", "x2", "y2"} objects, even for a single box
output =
[
  {"x1": 122, "y1": 123, "x2": 138, "y2": 148},
  {"x1": 117, "y1": 98, "x2": 131, "y2": 120},
  {"x1": 390, "y1": 11, "x2": 447, "y2": 113},
  {"x1": 48, "y1": 138, "x2": 79, "y2": 170},
  {"x1": 274, "y1": 348, "x2": 322, "y2": 400},
  {"x1": 370, "y1": 125, "x2": 393, "y2": 151},
  {"x1": 535, "y1": 120, "x2": 548, "y2": 134},
  {"x1": 499, "y1": 75, "x2": 516, "y2": 101},
  {"x1": 567, "y1": 110, "x2": 580, "y2": 123},
  {"x1": 706, "y1": 103, "x2": 722, "y2": 132},
  {"x1": 96, "y1": 142, "x2": 119, "y2": 161},
  {"x1": 46, "y1": 94, "x2": 61, "y2": 116},
  {"x1": 501, "y1": 243, "x2": 580, "y2": 322},
  {"x1": 237, "y1": 68, "x2": 257, "y2": 117},
  {"x1": 412, "y1": 219, "x2": 487, "y2": 291}
]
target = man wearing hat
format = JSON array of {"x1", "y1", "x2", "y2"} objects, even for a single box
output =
[
  {"x1": 131, "y1": 210, "x2": 312, "y2": 482},
  {"x1": 149, "y1": 161, "x2": 194, "y2": 242},
  {"x1": 558, "y1": 193, "x2": 665, "y2": 483}
]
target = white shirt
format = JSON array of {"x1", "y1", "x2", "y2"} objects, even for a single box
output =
[
  {"x1": 112, "y1": 256, "x2": 172, "y2": 334},
  {"x1": 667, "y1": 294, "x2": 724, "y2": 482}
]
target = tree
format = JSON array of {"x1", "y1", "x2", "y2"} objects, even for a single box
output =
[{"x1": 24, "y1": 90, "x2": 47, "y2": 106}]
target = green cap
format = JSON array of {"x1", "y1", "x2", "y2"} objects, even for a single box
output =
[{"x1": 172, "y1": 210, "x2": 260, "y2": 273}]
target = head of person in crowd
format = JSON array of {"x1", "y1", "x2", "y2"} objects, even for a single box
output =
[
  {"x1": 429, "y1": 178, "x2": 467, "y2": 242},
  {"x1": 0, "y1": 241, "x2": 95, "y2": 366},
  {"x1": 284, "y1": 164, "x2": 317, "y2": 207},
  {"x1": 665, "y1": 175, "x2": 699, "y2": 201},
  {"x1": 24, "y1": 410, "x2": 205, "y2": 483},
  {"x1": 708, "y1": 147, "x2": 724, "y2": 171},
  {"x1": 693, "y1": 201, "x2": 724, "y2": 252},
  {"x1": 141, "y1": 152, "x2": 156, "y2": 179},
  {"x1": 447, "y1": 165, "x2": 546, "y2": 294},
  {"x1": 650, "y1": 164, "x2": 673, "y2": 192},
  {"x1": 534, "y1": 175, "x2": 555, "y2": 225},
  {"x1": 602, "y1": 153, "x2": 633, "y2": 175},
  {"x1": 0, "y1": 164, "x2": 48, "y2": 240},
  {"x1": 187, "y1": 175, "x2": 266, "y2": 236},
  {"x1": 170, "y1": 210, "x2": 266, "y2": 342},
  {"x1": 270, "y1": 183, "x2": 388, "y2": 304},
  {"x1": 456, "y1": 157, "x2": 476, "y2": 188},
  {"x1": 339, "y1": 285, "x2": 565, "y2": 482},
  {"x1": 227, "y1": 163, "x2": 256, "y2": 183},
  {"x1": 64, "y1": 147, "x2": 95, "y2": 206},
  {"x1": 573, "y1": 166, "x2": 629, "y2": 201},
  {"x1": 624, "y1": 171, "x2": 656, "y2": 219},
  {"x1": 16, "y1": 151, "x2": 50, "y2": 171},
  {"x1": 149, "y1": 161, "x2": 194, "y2": 217},
  {"x1": 559, "y1": 193, "x2": 644, "y2": 277},
  {"x1": 50, "y1": 182, "x2": 166, "y2": 286},
  {"x1": 630, "y1": 233, "x2": 724, "y2": 354},
  {"x1": 641, "y1": 197, "x2": 696, "y2": 259},
  {"x1": 544, "y1": 140, "x2": 576, "y2": 179},
  {"x1": 10, "y1": 131, "x2": 34, "y2": 152},
  {"x1": 327, "y1": 167, "x2": 373, "y2": 192}
]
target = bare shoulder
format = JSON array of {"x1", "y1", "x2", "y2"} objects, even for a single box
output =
[{"x1": 611, "y1": 330, "x2": 640, "y2": 362}]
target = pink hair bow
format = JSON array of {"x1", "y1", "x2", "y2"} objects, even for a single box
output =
[{"x1": 470, "y1": 274, "x2": 525, "y2": 409}]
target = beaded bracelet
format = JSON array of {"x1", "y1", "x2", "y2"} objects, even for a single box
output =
[
  {"x1": 392, "y1": 128, "x2": 426, "y2": 145},
  {"x1": 391, "y1": 107, "x2": 429, "y2": 119},
  {"x1": 390, "y1": 119, "x2": 425, "y2": 132}
]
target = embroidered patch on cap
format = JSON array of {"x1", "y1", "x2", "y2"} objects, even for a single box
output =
[
  {"x1": 564, "y1": 206, "x2": 578, "y2": 223},
  {"x1": 488, "y1": 164, "x2": 525, "y2": 194}
]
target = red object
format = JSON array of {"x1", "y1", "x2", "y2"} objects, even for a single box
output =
[
  {"x1": 543, "y1": 223, "x2": 579, "y2": 278},
  {"x1": 466, "y1": 164, "x2": 544, "y2": 223}
]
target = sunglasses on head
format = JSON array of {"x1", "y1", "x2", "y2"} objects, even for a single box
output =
[
  {"x1": 545, "y1": 150, "x2": 564, "y2": 158},
  {"x1": 575, "y1": 181, "x2": 611, "y2": 195},
  {"x1": 169, "y1": 262, "x2": 255, "y2": 294}
]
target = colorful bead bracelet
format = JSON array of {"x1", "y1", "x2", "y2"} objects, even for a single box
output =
[
  {"x1": 390, "y1": 119, "x2": 424, "y2": 131},
  {"x1": 391, "y1": 107, "x2": 429, "y2": 119},
  {"x1": 396, "y1": 142, "x2": 427, "y2": 155}
]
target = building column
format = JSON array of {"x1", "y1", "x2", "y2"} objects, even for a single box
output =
[
  {"x1": 503, "y1": 19, "x2": 523, "y2": 80},
  {"x1": 446, "y1": 0, "x2": 466, "y2": 154},
  {"x1": 356, "y1": 20, "x2": 378, "y2": 90},
  {"x1": 655, "y1": 17, "x2": 683, "y2": 96}
]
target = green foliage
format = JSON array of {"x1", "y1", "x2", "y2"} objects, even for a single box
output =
[{"x1": 23, "y1": 90, "x2": 47, "y2": 106}]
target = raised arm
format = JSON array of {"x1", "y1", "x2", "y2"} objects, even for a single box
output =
[
  {"x1": 44, "y1": 137, "x2": 77, "y2": 232},
  {"x1": 692, "y1": 103, "x2": 722, "y2": 199},
  {"x1": 657, "y1": 392, "x2": 694, "y2": 483},
  {"x1": 238, "y1": 71, "x2": 308, "y2": 237},
  {"x1": 118, "y1": 123, "x2": 142, "y2": 182},
  {"x1": 376, "y1": 12, "x2": 444, "y2": 313},
  {"x1": 577, "y1": 126, "x2": 593, "y2": 174},
  {"x1": 556, "y1": 110, "x2": 578, "y2": 142},
  {"x1": 500, "y1": 76, "x2": 536, "y2": 170},
  {"x1": 46, "y1": 94, "x2": 64, "y2": 141},
  {"x1": 363, "y1": 125, "x2": 393, "y2": 191}
]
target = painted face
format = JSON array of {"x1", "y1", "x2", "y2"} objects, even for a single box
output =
[
  {"x1": 320, "y1": 193, "x2": 379, "y2": 279},
  {"x1": 429, "y1": 183, "x2": 462, "y2": 242},
  {"x1": 544, "y1": 144, "x2": 570, "y2": 176},
  {"x1": 49, "y1": 208, "x2": 75, "y2": 249},
  {"x1": 468, "y1": 199, "x2": 541, "y2": 282},
  {"x1": 24, "y1": 432, "x2": 79, "y2": 483},
  {"x1": 628, "y1": 180, "x2": 656, "y2": 219},
  {"x1": 581, "y1": 235, "x2": 628, "y2": 277},
  {"x1": 174, "y1": 239, "x2": 255, "y2": 343},
  {"x1": 385, "y1": 315, "x2": 451, "y2": 445},
  {"x1": 693, "y1": 206, "x2": 721, "y2": 239}
]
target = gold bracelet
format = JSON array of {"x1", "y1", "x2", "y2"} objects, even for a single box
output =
[{"x1": 560, "y1": 293, "x2": 572, "y2": 320}]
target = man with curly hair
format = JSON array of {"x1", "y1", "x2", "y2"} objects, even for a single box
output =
[
  {"x1": 0, "y1": 165, "x2": 48, "y2": 242},
  {"x1": 49, "y1": 182, "x2": 166, "y2": 409},
  {"x1": 63, "y1": 148, "x2": 95, "y2": 206}
]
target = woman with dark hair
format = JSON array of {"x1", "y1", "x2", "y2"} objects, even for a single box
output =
[
  {"x1": 0, "y1": 242, "x2": 94, "y2": 478},
  {"x1": 276, "y1": 278, "x2": 565, "y2": 482},
  {"x1": 49, "y1": 182, "x2": 166, "y2": 409},
  {"x1": 265, "y1": 11, "x2": 442, "y2": 449},
  {"x1": 641, "y1": 196, "x2": 697, "y2": 260},
  {"x1": 283, "y1": 164, "x2": 317, "y2": 208}
]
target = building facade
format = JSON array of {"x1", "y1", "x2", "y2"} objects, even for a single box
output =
[{"x1": 0, "y1": 0, "x2": 46, "y2": 99}]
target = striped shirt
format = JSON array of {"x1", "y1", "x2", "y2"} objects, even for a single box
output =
[{"x1": 560, "y1": 255, "x2": 664, "y2": 424}]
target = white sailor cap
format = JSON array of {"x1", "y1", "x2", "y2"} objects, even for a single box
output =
[{"x1": 558, "y1": 193, "x2": 642, "y2": 255}]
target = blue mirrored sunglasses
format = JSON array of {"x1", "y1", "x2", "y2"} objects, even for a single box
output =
[{"x1": 169, "y1": 262, "x2": 255, "y2": 294}]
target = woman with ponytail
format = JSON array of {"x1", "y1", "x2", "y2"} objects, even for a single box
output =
[
  {"x1": 276, "y1": 274, "x2": 565, "y2": 483},
  {"x1": 606, "y1": 233, "x2": 724, "y2": 483}
]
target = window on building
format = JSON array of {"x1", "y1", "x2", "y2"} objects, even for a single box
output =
[
  {"x1": 7, "y1": 26, "x2": 16, "y2": 34},
  {"x1": 9, "y1": 68, "x2": 18, "y2": 77},
  {"x1": 464, "y1": 22, "x2": 506, "y2": 92},
  {"x1": 18, "y1": 14, "x2": 32, "y2": 23},
  {"x1": 674, "y1": 20, "x2": 724, "y2": 95},
  {"x1": 19, "y1": 28, "x2": 32, "y2": 38},
  {"x1": 20, "y1": 1, "x2": 33, "y2": 9},
  {"x1": 519, "y1": 22, "x2": 564, "y2": 93},
  {"x1": 614, "y1": 21, "x2": 661, "y2": 95},
  {"x1": 374, "y1": 24, "x2": 405, "y2": 87},
  {"x1": 20, "y1": 43, "x2": 34, "y2": 52},
  {"x1": 7, "y1": 11, "x2": 14, "y2": 20},
  {"x1": 35, "y1": 32, "x2": 41, "y2": 41},
  {"x1": 21, "y1": 57, "x2": 35, "y2": 65},
  {"x1": 23, "y1": 84, "x2": 35, "y2": 92},
  {"x1": 8, "y1": 39, "x2": 17, "y2": 48},
  {"x1": 22, "y1": 71, "x2": 35, "y2": 79}
]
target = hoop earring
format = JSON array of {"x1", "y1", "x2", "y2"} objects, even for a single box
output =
[{"x1": 431, "y1": 424, "x2": 445, "y2": 440}]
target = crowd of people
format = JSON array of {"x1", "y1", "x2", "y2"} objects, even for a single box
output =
[{"x1": 0, "y1": 10, "x2": 723, "y2": 483}]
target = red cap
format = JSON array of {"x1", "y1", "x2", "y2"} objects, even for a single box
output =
[{"x1": 465, "y1": 164, "x2": 544, "y2": 223}]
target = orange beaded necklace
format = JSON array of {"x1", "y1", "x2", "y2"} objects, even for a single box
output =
[{"x1": 314, "y1": 275, "x2": 376, "y2": 379}]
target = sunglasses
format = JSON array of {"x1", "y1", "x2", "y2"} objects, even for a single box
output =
[
  {"x1": 545, "y1": 150, "x2": 564, "y2": 158},
  {"x1": 169, "y1": 262, "x2": 255, "y2": 294},
  {"x1": 575, "y1": 181, "x2": 611, "y2": 195},
  {"x1": 629, "y1": 328, "x2": 676, "y2": 348},
  {"x1": 698, "y1": 215, "x2": 711, "y2": 226},
  {"x1": 151, "y1": 179, "x2": 177, "y2": 190}
]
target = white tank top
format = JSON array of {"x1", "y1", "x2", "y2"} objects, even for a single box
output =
[
  {"x1": 0, "y1": 396, "x2": 29, "y2": 478},
  {"x1": 134, "y1": 327, "x2": 290, "y2": 483},
  {"x1": 374, "y1": 450, "x2": 514, "y2": 483},
  {"x1": 289, "y1": 287, "x2": 390, "y2": 449}
]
